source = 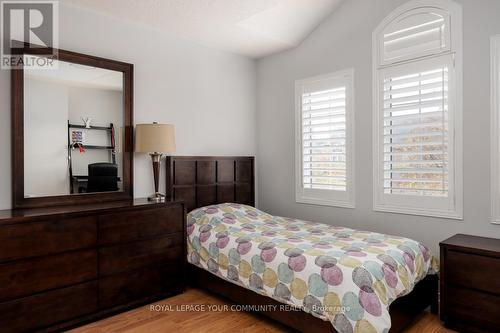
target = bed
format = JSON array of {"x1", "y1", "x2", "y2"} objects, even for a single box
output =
[{"x1": 166, "y1": 156, "x2": 439, "y2": 333}]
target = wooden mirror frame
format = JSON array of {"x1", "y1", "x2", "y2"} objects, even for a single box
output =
[{"x1": 11, "y1": 44, "x2": 134, "y2": 209}]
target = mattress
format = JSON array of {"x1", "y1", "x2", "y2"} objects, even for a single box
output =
[{"x1": 186, "y1": 203, "x2": 438, "y2": 333}]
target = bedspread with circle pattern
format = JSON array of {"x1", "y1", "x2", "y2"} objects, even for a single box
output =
[{"x1": 187, "y1": 203, "x2": 439, "y2": 333}]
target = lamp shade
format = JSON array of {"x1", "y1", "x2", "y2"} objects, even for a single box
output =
[{"x1": 135, "y1": 123, "x2": 176, "y2": 153}]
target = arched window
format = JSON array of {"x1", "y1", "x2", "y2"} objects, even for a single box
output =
[
  {"x1": 379, "y1": 6, "x2": 451, "y2": 65},
  {"x1": 372, "y1": 0, "x2": 462, "y2": 219}
]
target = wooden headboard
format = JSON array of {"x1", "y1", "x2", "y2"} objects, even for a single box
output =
[{"x1": 165, "y1": 156, "x2": 255, "y2": 212}]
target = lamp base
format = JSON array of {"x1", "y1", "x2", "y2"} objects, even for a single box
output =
[
  {"x1": 148, "y1": 153, "x2": 164, "y2": 203},
  {"x1": 148, "y1": 193, "x2": 166, "y2": 203}
]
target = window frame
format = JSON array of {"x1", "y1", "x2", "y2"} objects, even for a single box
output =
[
  {"x1": 491, "y1": 35, "x2": 500, "y2": 224},
  {"x1": 372, "y1": 0, "x2": 463, "y2": 219},
  {"x1": 295, "y1": 69, "x2": 355, "y2": 208}
]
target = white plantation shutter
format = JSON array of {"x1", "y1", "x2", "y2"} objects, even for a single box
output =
[
  {"x1": 373, "y1": 0, "x2": 462, "y2": 219},
  {"x1": 302, "y1": 86, "x2": 347, "y2": 191},
  {"x1": 380, "y1": 8, "x2": 450, "y2": 65},
  {"x1": 295, "y1": 70, "x2": 354, "y2": 208},
  {"x1": 382, "y1": 58, "x2": 449, "y2": 197}
]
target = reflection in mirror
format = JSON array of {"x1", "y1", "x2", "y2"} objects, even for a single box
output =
[{"x1": 24, "y1": 56, "x2": 124, "y2": 198}]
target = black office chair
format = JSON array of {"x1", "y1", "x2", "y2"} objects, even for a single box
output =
[{"x1": 86, "y1": 163, "x2": 119, "y2": 193}]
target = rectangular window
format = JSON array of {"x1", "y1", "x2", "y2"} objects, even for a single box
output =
[
  {"x1": 295, "y1": 69, "x2": 354, "y2": 208},
  {"x1": 374, "y1": 55, "x2": 461, "y2": 218},
  {"x1": 491, "y1": 35, "x2": 500, "y2": 223}
]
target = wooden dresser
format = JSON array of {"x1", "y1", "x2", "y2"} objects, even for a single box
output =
[
  {"x1": 0, "y1": 199, "x2": 186, "y2": 333},
  {"x1": 440, "y1": 234, "x2": 500, "y2": 333}
]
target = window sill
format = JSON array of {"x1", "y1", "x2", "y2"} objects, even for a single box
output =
[
  {"x1": 296, "y1": 196, "x2": 355, "y2": 209},
  {"x1": 373, "y1": 203, "x2": 463, "y2": 220}
]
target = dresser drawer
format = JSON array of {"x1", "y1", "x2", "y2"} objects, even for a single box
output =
[
  {"x1": 444, "y1": 286, "x2": 500, "y2": 332},
  {"x1": 99, "y1": 264, "x2": 183, "y2": 309},
  {"x1": 0, "y1": 216, "x2": 97, "y2": 262},
  {"x1": 0, "y1": 249, "x2": 97, "y2": 302},
  {"x1": 0, "y1": 281, "x2": 98, "y2": 333},
  {"x1": 99, "y1": 206, "x2": 183, "y2": 245},
  {"x1": 445, "y1": 250, "x2": 500, "y2": 294},
  {"x1": 99, "y1": 233, "x2": 183, "y2": 276}
]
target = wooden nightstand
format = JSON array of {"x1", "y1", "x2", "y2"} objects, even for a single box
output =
[{"x1": 440, "y1": 234, "x2": 500, "y2": 333}]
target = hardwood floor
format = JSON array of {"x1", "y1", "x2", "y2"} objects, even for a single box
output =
[{"x1": 70, "y1": 288, "x2": 455, "y2": 333}]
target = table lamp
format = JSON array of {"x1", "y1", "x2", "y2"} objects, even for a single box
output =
[{"x1": 135, "y1": 122, "x2": 175, "y2": 202}]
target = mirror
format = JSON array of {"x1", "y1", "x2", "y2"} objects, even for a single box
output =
[
  {"x1": 24, "y1": 57, "x2": 124, "y2": 197},
  {"x1": 12, "y1": 45, "x2": 133, "y2": 208}
]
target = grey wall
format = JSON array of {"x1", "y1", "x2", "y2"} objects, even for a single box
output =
[
  {"x1": 256, "y1": 0, "x2": 500, "y2": 254},
  {"x1": 0, "y1": 3, "x2": 257, "y2": 209}
]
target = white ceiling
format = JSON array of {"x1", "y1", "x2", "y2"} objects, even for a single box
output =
[{"x1": 62, "y1": 0, "x2": 344, "y2": 58}]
